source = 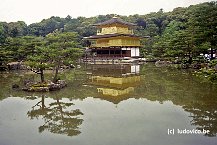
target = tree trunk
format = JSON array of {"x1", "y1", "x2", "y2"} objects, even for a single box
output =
[
  {"x1": 56, "y1": 97, "x2": 64, "y2": 119},
  {"x1": 53, "y1": 59, "x2": 62, "y2": 83},
  {"x1": 210, "y1": 48, "x2": 214, "y2": 60},
  {"x1": 188, "y1": 51, "x2": 192, "y2": 64},
  {"x1": 41, "y1": 95, "x2": 45, "y2": 109},
  {"x1": 53, "y1": 65, "x2": 60, "y2": 83},
  {"x1": 40, "y1": 69, "x2": 45, "y2": 82}
]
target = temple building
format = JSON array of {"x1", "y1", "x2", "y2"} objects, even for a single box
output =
[{"x1": 84, "y1": 17, "x2": 141, "y2": 58}]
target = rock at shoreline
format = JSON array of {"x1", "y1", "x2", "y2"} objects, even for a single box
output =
[
  {"x1": 7, "y1": 62, "x2": 21, "y2": 70},
  {"x1": 214, "y1": 64, "x2": 217, "y2": 71},
  {"x1": 191, "y1": 63, "x2": 201, "y2": 69},
  {"x1": 155, "y1": 60, "x2": 172, "y2": 67},
  {"x1": 7, "y1": 61, "x2": 28, "y2": 70},
  {"x1": 48, "y1": 80, "x2": 67, "y2": 91}
]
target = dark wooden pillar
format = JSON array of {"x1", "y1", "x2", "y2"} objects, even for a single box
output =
[{"x1": 114, "y1": 50, "x2": 116, "y2": 58}]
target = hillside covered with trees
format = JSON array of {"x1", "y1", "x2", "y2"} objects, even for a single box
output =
[{"x1": 0, "y1": 1, "x2": 217, "y2": 82}]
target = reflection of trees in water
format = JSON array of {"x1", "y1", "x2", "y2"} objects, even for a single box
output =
[
  {"x1": 27, "y1": 95, "x2": 83, "y2": 136},
  {"x1": 139, "y1": 64, "x2": 217, "y2": 137},
  {"x1": 184, "y1": 102, "x2": 217, "y2": 137}
]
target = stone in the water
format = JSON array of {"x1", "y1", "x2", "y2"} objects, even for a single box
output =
[
  {"x1": 155, "y1": 60, "x2": 171, "y2": 67},
  {"x1": 12, "y1": 84, "x2": 19, "y2": 89}
]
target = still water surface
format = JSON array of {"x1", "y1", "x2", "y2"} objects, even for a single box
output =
[{"x1": 0, "y1": 64, "x2": 217, "y2": 145}]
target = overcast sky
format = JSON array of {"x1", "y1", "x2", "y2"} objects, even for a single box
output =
[{"x1": 0, "y1": 0, "x2": 213, "y2": 24}]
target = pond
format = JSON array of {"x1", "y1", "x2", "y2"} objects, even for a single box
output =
[{"x1": 0, "y1": 63, "x2": 217, "y2": 145}]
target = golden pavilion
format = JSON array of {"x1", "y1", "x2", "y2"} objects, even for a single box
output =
[{"x1": 84, "y1": 17, "x2": 141, "y2": 58}]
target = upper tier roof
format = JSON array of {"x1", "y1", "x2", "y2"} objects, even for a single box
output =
[{"x1": 93, "y1": 17, "x2": 136, "y2": 27}]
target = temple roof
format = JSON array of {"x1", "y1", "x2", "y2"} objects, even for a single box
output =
[
  {"x1": 84, "y1": 33, "x2": 140, "y2": 39},
  {"x1": 93, "y1": 17, "x2": 136, "y2": 27}
]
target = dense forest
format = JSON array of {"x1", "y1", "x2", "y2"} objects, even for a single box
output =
[{"x1": 0, "y1": 1, "x2": 217, "y2": 82}]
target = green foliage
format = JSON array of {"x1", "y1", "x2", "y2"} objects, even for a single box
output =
[
  {"x1": 45, "y1": 31, "x2": 83, "y2": 82},
  {"x1": 3, "y1": 36, "x2": 43, "y2": 61},
  {"x1": 25, "y1": 31, "x2": 83, "y2": 82},
  {"x1": 150, "y1": 1, "x2": 217, "y2": 61},
  {"x1": 0, "y1": 23, "x2": 7, "y2": 44},
  {"x1": 28, "y1": 16, "x2": 65, "y2": 36},
  {"x1": 45, "y1": 31, "x2": 83, "y2": 62},
  {"x1": 209, "y1": 59, "x2": 217, "y2": 67},
  {"x1": 196, "y1": 68, "x2": 217, "y2": 83},
  {"x1": 0, "y1": 21, "x2": 27, "y2": 38},
  {"x1": 0, "y1": 47, "x2": 11, "y2": 67}
]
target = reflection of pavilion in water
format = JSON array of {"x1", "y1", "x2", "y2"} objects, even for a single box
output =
[{"x1": 87, "y1": 64, "x2": 141, "y2": 104}]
